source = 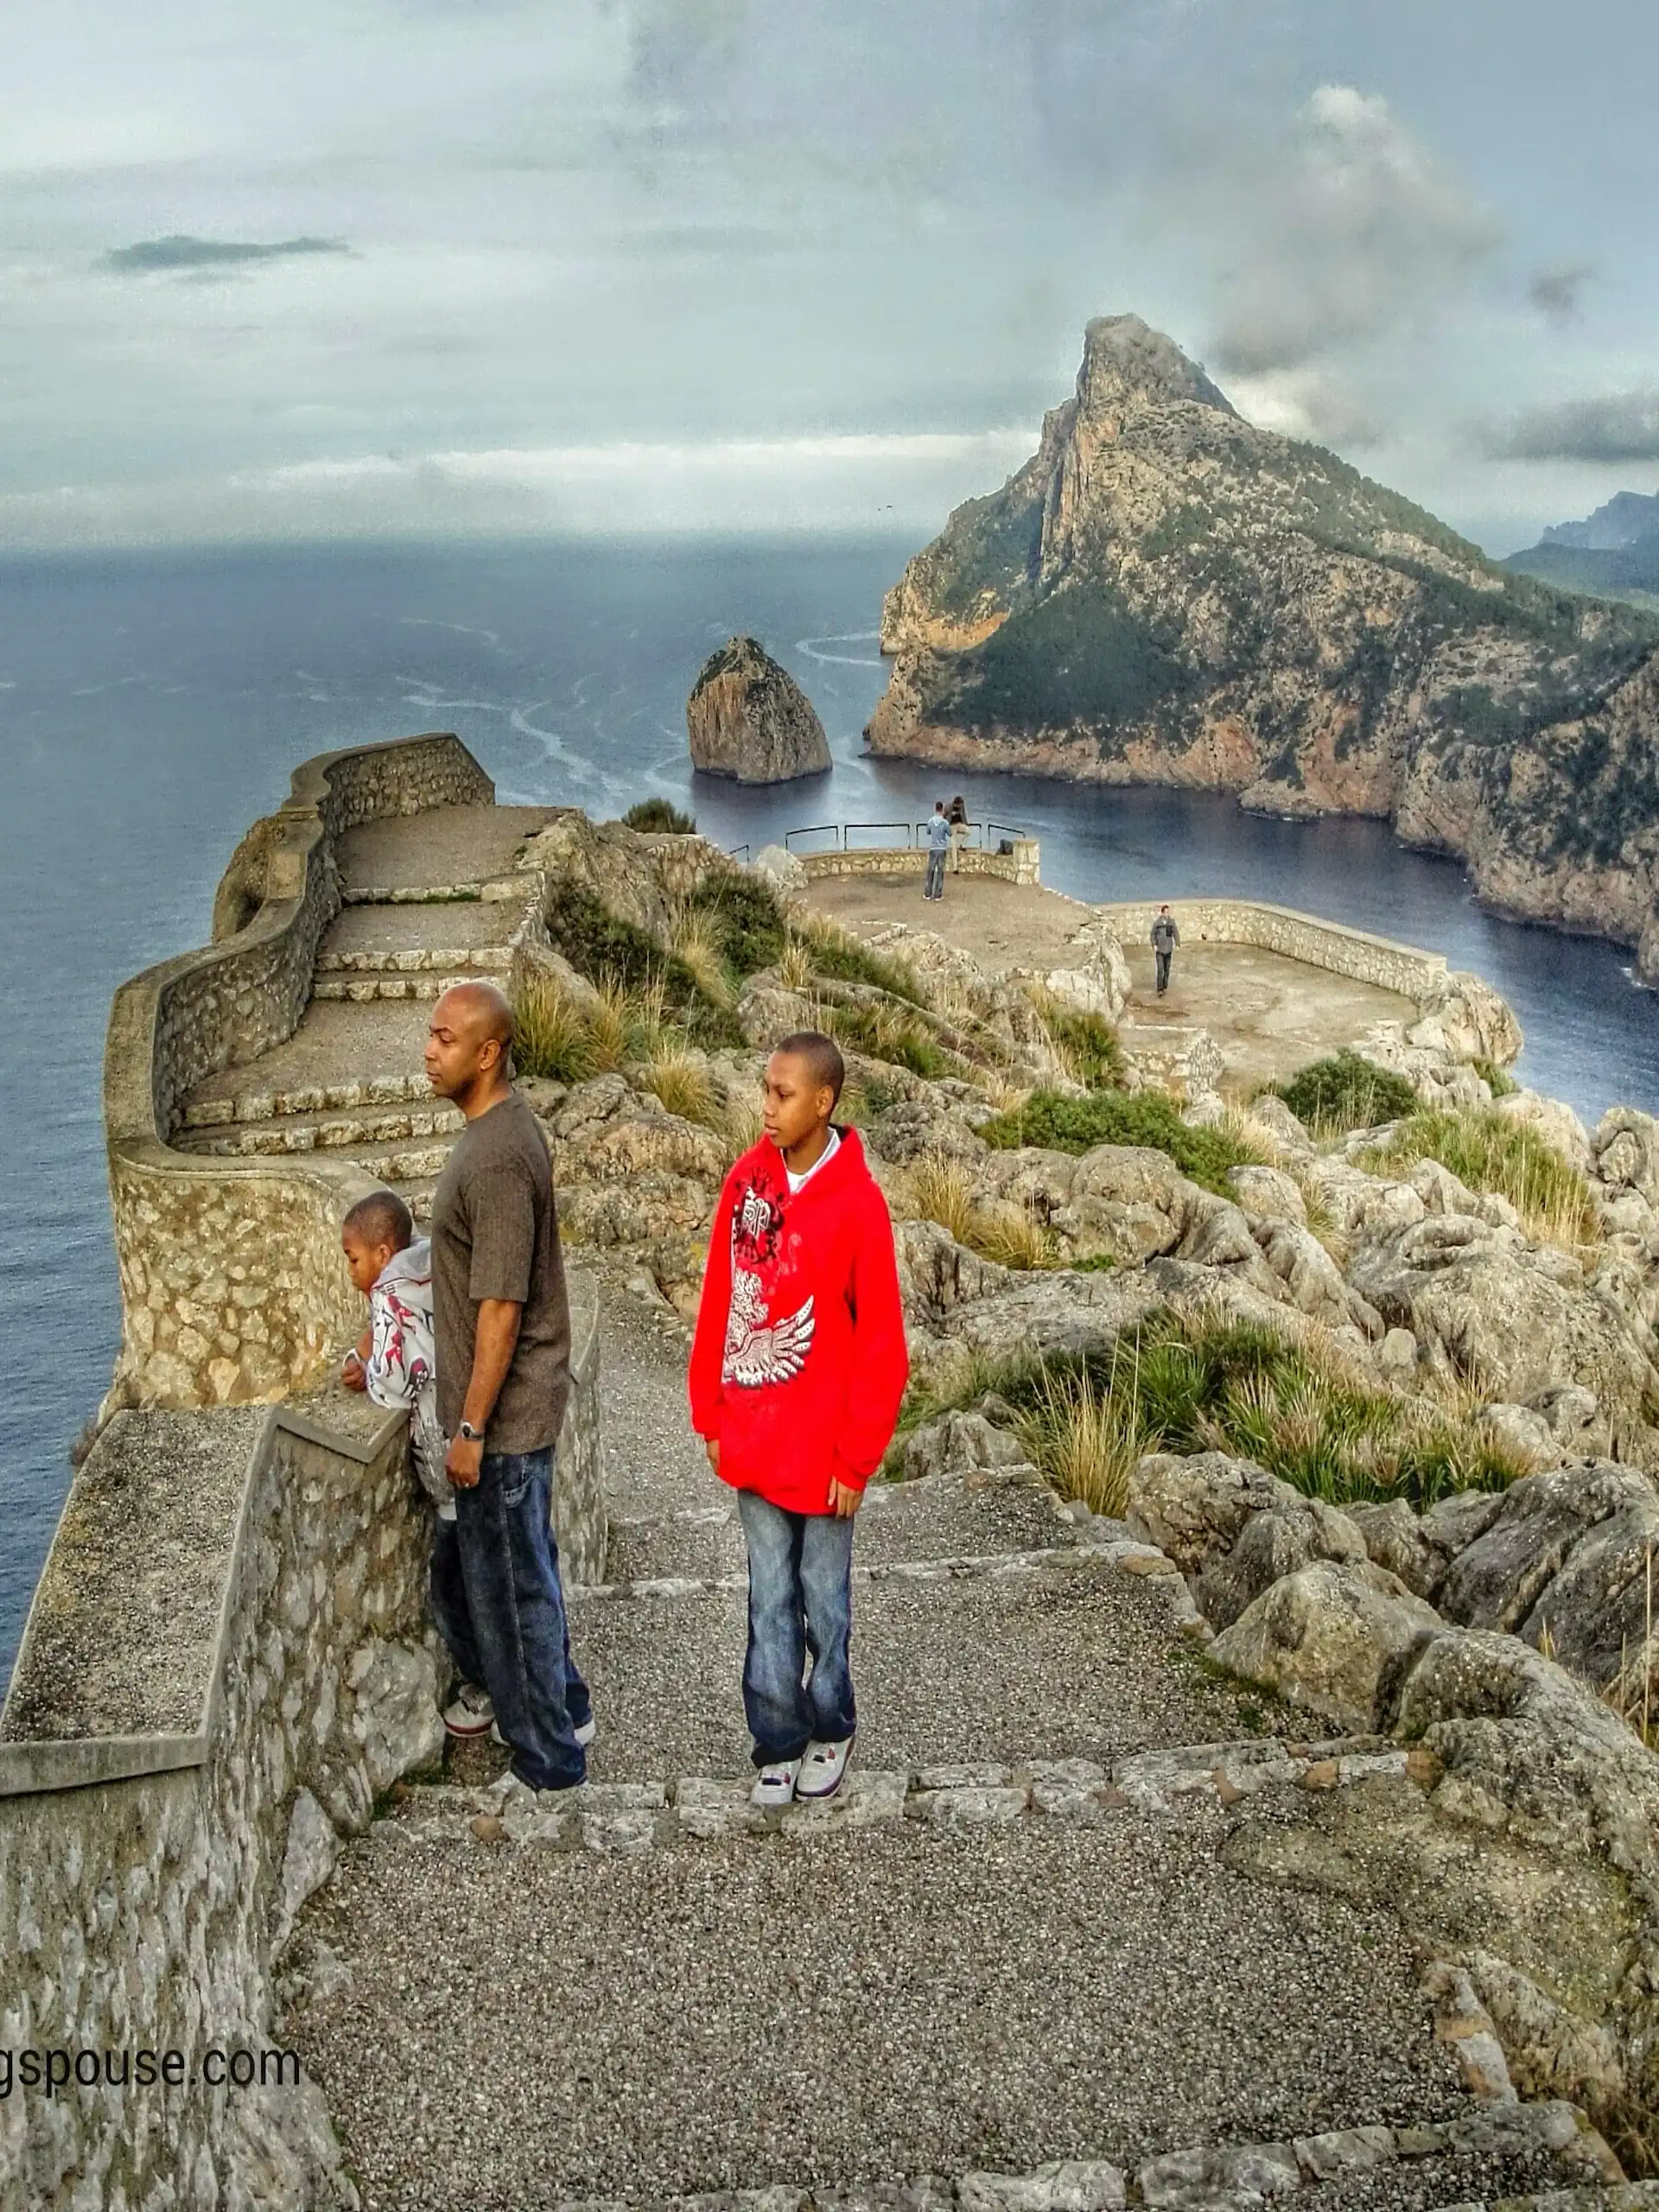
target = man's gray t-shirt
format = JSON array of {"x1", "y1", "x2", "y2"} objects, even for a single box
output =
[
  {"x1": 926, "y1": 814, "x2": 950, "y2": 852},
  {"x1": 430, "y1": 1090, "x2": 571, "y2": 1454}
]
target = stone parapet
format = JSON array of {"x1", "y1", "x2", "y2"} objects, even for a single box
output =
[
  {"x1": 0, "y1": 1265, "x2": 604, "y2": 2209},
  {"x1": 1089, "y1": 899, "x2": 1449, "y2": 1001},
  {"x1": 104, "y1": 734, "x2": 492, "y2": 1411},
  {"x1": 801, "y1": 838, "x2": 1040, "y2": 888}
]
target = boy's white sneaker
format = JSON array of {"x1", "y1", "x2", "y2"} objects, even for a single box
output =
[
  {"x1": 749, "y1": 1757, "x2": 803, "y2": 1811},
  {"x1": 796, "y1": 1736, "x2": 855, "y2": 1802},
  {"x1": 443, "y1": 1683, "x2": 494, "y2": 1738}
]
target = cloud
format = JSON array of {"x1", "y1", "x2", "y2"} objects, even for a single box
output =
[
  {"x1": 1201, "y1": 85, "x2": 1499, "y2": 379},
  {"x1": 1225, "y1": 365, "x2": 1385, "y2": 449},
  {"x1": 101, "y1": 234, "x2": 351, "y2": 276},
  {"x1": 1481, "y1": 389, "x2": 1659, "y2": 464},
  {"x1": 1528, "y1": 262, "x2": 1594, "y2": 325}
]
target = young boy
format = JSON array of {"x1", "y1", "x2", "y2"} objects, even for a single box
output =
[
  {"x1": 340, "y1": 1189, "x2": 450, "y2": 1522},
  {"x1": 690, "y1": 1031, "x2": 909, "y2": 1809}
]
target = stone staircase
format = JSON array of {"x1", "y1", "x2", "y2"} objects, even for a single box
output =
[
  {"x1": 276, "y1": 1288, "x2": 1635, "y2": 2212},
  {"x1": 173, "y1": 804, "x2": 554, "y2": 1222}
]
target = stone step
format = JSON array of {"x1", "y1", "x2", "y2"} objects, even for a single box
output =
[
  {"x1": 180, "y1": 1071, "x2": 435, "y2": 1131},
  {"x1": 283, "y1": 1762, "x2": 1614, "y2": 2211},
  {"x1": 346, "y1": 1140, "x2": 459, "y2": 1183},
  {"x1": 382, "y1": 1735, "x2": 1415, "y2": 1851},
  {"x1": 565, "y1": 1543, "x2": 1242, "y2": 1788},
  {"x1": 311, "y1": 971, "x2": 474, "y2": 1004},
  {"x1": 604, "y1": 1470, "x2": 1084, "y2": 1585},
  {"x1": 176, "y1": 1101, "x2": 463, "y2": 1160},
  {"x1": 340, "y1": 881, "x2": 491, "y2": 905},
  {"x1": 314, "y1": 944, "x2": 512, "y2": 976}
]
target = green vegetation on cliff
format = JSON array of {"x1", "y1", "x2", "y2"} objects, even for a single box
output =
[{"x1": 980, "y1": 1087, "x2": 1262, "y2": 1193}]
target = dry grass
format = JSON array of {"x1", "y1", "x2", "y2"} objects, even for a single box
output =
[
  {"x1": 1019, "y1": 1363, "x2": 1136, "y2": 1518},
  {"x1": 909, "y1": 1152, "x2": 976, "y2": 1243},
  {"x1": 1601, "y1": 1544, "x2": 1658, "y2": 1749},
  {"x1": 722, "y1": 1090, "x2": 765, "y2": 1161},
  {"x1": 586, "y1": 972, "x2": 634, "y2": 1072},
  {"x1": 641, "y1": 1043, "x2": 720, "y2": 1128},
  {"x1": 777, "y1": 936, "x2": 815, "y2": 993},
  {"x1": 970, "y1": 1200, "x2": 1057, "y2": 1272},
  {"x1": 510, "y1": 974, "x2": 594, "y2": 1084},
  {"x1": 667, "y1": 907, "x2": 734, "y2": 1009}
]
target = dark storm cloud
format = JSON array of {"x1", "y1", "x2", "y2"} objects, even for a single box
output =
[
  {"x1": 101, "y1": 234, "x2": 351, "y2": 275},
  {"x1": 1482, "y1": 390, "x2": 1659, "y2": 463},
  {"x1": 1529, "y1": 263, "x2": 1595, "y2": 325}
]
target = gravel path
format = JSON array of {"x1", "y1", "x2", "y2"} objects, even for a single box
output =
[
  {"x1": 292, "y1": 1812, "x2": 1472, "y2": 2209},
  {"x1": 335, "y1": 804, "x2": 557, "y2": 891}
]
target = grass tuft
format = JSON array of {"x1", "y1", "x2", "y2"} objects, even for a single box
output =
[
  {"x1": 510, "y1": 975, "x2": 594, "y2": 1084},
  {"x1": 1028, "y1": 988, "x2": 1124, "y2": 1090},
  {"x1": 641, "y1": 1044, "x2": 720, "y2": 1128},
  {"x1": 1361, "y1": 1106, "x2": 1598, "y2": 1249},
  {"x1": 1020, "y1": 1363, "x2": 1136, "y2": 1517}
]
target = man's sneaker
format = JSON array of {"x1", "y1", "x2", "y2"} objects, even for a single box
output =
[
  {"x1": 796, "y1": 1737, "x2": 855, "y2": 1802},
  {"x1": 443, "y1": 1683, "x2": 495, "y2": 1738},
  {"x1": 748, "y1": 1757, "x2": 803, "y2": 1811},
  {"x1": 490, "y1": 1714, "x2": 596, "y2": 1750}
]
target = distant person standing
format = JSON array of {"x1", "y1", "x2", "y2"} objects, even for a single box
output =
[
  {"x1": 1150, "y1": 905, "x2": 1179, "y2": 997},
  {"x1": 924, "y1": 801, "x2": 950, "y2": 900},
  {"x1": 946, "y1": 794, "x2": 969, "y2": 873}
]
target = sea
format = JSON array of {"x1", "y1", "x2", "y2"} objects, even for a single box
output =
[{"x1": 3, "y1": 532, "x2": 1657, "y2": 1681}]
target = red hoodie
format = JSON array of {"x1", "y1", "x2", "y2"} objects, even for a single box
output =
[{"x1": 689, "y1": 1126, "x2": 909, "y2": 1514}]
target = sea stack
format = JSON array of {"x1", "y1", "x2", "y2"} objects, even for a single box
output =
[{"x1": 686, "y1": 635, "x2": 832, "y2": 784}]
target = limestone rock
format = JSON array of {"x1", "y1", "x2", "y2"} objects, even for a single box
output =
[
  {"x1": 869, "y1": 1098, "x2": 988, "y2": 1166},
  {"x1": 1247, "y1": 1095, "x2": 1313, "y2": 1157},
  {"x1": 750, "y1": 843, "x2": 808, "y2": 895},
  {"x1": 346, "y1": 1637, "x2": 444, "y2": 1796},
  {"x1": 1210, "y1": 1558, "x2": 1443, "y2": 1733},
  {"x1": 1596, "y1": 1106, "x2": 1659, "y2": 1209},
  {"x1": 1195, "y1": 1497, "x2": 1370, "y2": 1633},
  {"x1": 903, "y1": 1410, "x2": 1033, "y2": 1482},
  {"x1": 686, "y1": 636, "x2": 832, "y2": 785},
  {"x1": 1227, "y1": 1165, "x2": 1307, "y2": 1228},
  {"x1": 1348, "y1": 1499, "x2": 1444, "y2": 1601},
  {"x1": 1252, "y1": 1217, "x2": 1382, "y2": 1337},
  {"x1": 273, "y1": 1789, "x2": 340, "y2": 1956},
  {"x1": 1436, "y1": 1464, "x2": 1659, "y2": 1638},
  {"x1": 1127, "y1": 1451, "x2": 1283, "y2": 1577}
]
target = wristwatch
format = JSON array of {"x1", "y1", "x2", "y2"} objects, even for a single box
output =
[{"x1": 457, "y1": 1421, "x2": 484, "y2": 1444}]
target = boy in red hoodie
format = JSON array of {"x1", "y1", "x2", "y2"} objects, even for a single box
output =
[{"x1": 690, "y1": 1031, "x2": 909, "y2": 1809}]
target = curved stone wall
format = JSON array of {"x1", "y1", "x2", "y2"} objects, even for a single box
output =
[
  {"x1": 0, "y1": 1273, "x2": 604, "y2": 2212},
  {"x1": 104, "y1": 734, "x2": 493, "y2": 1413},
  {"x1": 1089, "y1": 898, "x2": 1449, "y2": 1001}
]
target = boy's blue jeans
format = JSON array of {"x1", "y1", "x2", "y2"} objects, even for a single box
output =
[
  {"x1": 736, "y1": 1489, "x2": 856, "y2": 1765},
  {"x1": 429, "y1": 1446, "x2": 591, "y2": 1792}
]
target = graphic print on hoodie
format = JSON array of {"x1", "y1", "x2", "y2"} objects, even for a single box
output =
[
  {"x1": 365, "y1": 1237, "x2": 450, "y2": 1516},
  {"x1": 690, "y1": 1128, "x2": 909, "y2": 1516}
]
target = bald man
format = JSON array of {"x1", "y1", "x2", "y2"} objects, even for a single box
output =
[{"x1": 423, "y1": 981, "x2": 593, "y2": 1796}]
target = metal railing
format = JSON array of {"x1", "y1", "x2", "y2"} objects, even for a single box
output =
[
  {"x1": 724, "y1": 842, "x2": 751, "y2": 862},
  {"x1": 772, "y1": 817, "x2": 1029, "y2": 855},
  {"x1": 783, "y1": 822, "x2": 849, "y2": 854}
]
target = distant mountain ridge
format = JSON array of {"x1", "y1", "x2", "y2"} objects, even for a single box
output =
[
  {"x1": 1508, "y1": 489, "x2": 1659, "y2": 609},
  {"x1": 868, "y1": 315, "x2": 1659, "y2": 972}
]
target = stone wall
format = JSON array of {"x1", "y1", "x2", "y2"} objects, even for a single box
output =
[
  {"x1": 0, "y1": 1274, "x2": 603, "y2": 2212},
  {"x1": 1090, "y1": 898, "x2": 1449, "y2": 1001},
  {"x1": 104, "y1": 734, "x2": 493, "y2": 1413},
  {"x1": 801, "y1": 838, "x2": 1040, "y2": 888}
]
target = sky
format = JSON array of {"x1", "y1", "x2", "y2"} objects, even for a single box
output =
[{"x1": 1, "y1": 0, "x2": 1656, "y2": 556}]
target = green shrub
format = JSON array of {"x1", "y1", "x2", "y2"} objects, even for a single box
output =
[
  {"x1": 1472, "y1": 1056, "x2": 1519, "y2": 1098},
  {"x1": 690, "y1": 874, "x2": 787, "y2": 977},
  {"x1": 1038, "y1": 1000, "x2": 1124, "y2": 1090},
  {"x1": 898, "y1": 1312, "x2": 1532, "y2": 1511},
  {"x1": 1362, "y1": 1108, "x2": 1598, "y2": 1249},
  {"x1": 979, "y1": 1089, "x2": 1262, "y2": 1195},
  {"x1": 800, "y1": 917, "x2": 926, "y2": 1006},
  {"x1": 828, "y1": 1001, "x2": 948, "y2": 1079},
  {"x1": 1273, "y1": 1050, "x2": 1419, "y2": 1135},
  {"x1": 543, "y1": 882, "x2": 741, "y2": 1049},
  {"x1": 622, "y1": 798, "x2": 696, "y2": 834}
]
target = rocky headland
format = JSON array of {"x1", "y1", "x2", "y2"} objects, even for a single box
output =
[
  {"x1": 868, "y1": 314, "x2": 1659, "y2": 976},
  {"x1": 687, "y1": 632, "x2": 832, "y2": 784}
]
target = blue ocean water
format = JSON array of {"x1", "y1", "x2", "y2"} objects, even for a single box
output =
[{"x1": 3, "y1": 534, "x2": 1656, "y2": 1682}]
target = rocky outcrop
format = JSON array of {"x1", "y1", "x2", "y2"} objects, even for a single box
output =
[
  {"x1": 687, "y1": 635, "x2": 832, "y2": 785},
  {"x1": 868, "y1": 313, "x2": 1659, "y2": 962}
]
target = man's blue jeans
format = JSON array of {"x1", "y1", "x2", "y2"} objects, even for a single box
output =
[
  {"x1": 924, "y1": 849, "x2": 945, "y2": 898},
  {"x1": 736, "y1": 1489, "x2": 856, "y2": 1765},
  {"x1": 429, "y1": 1447, "x2": 590, "y2": 1791}
]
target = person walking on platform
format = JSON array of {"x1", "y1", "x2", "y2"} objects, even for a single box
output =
[
  {"x1": 1151, "y1": 905, "x2": 1179, "y2": 997},
  {"x1": 923, "y1": 801, "x2": 950, "y2": 900}
]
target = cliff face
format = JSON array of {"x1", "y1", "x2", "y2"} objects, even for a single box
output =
[
  {"x1": 687, "y1": 635, "x2": 832, "y2": 785},
  {"x1": 869, "y1": 315, "x2": 1659, "y2": 961}
]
